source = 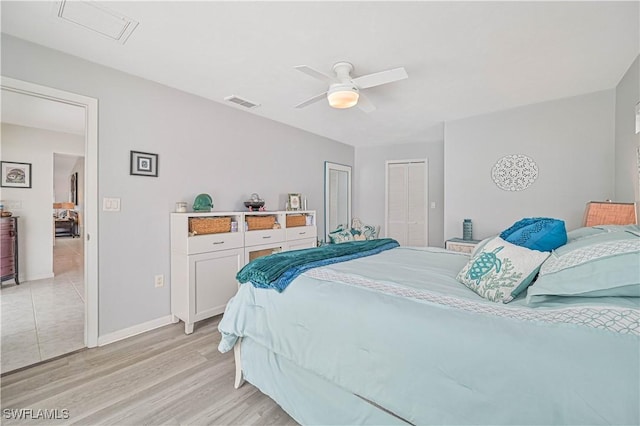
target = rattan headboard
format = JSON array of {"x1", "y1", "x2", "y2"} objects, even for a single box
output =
[{"x1": 582, "y1": 201, "x2": 638, "y2": 227}]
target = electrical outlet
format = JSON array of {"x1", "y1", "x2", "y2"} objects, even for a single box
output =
[{"x1": 154, "y1": 274, "x2": 164, "y2": 288}]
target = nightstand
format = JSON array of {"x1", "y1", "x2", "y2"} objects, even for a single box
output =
[{"x1": 445, "y1": 238, "x2": 481, "y2": 254}]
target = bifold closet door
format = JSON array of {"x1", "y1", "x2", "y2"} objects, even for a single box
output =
[{"x1": 385, "y1": 161, "x2": 427, "y2": 246}]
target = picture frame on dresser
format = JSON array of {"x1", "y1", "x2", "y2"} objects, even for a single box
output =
[
  {"x1": 1, "y1": 161, "x2": 32, "y2": 188},
  {"x1": 287, "y1": 193, "x2": 301, "y2": 211}
]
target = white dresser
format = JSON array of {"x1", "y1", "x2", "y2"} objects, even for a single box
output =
[{"x1": 170, "y1": 210, "x2": 317, "y2": 333}]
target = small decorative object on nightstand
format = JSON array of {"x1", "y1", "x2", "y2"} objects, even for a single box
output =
[
  {"x1": 463, "y1": 219, "x2": 473, "y2": 240},
  {"x1": 445, "y1": 238, "x2": 481, "y2": 254}
]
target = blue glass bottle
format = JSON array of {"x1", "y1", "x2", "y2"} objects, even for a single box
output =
[{"x1": 463, "y1": 219, "x2": 473, "y2": 241}]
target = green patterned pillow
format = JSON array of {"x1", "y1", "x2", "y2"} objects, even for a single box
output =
[
  {"x1": 328, "y1": 229, "x2": 354, "y2": 244},
  {"x1": 457, "y1": 237, "x2": 550, "y2": 303}
]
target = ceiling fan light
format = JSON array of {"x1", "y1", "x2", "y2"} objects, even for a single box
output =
[{"x1": 327, "y1": 89, "x2": 359, "y2": 109}]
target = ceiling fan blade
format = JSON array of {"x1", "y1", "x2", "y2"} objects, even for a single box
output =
[
  {"x1": 295, "y1": 92, "x2": 327, "y2": 109},
  {"x1": 352, "y1": 67, "x2": 408, "y2": 89},
  {"x1": 356, "y1": 92, "x2": 376, "y2": 113},
  {"x1": 294, "y1": 65, "x2": 336, "y2": 84}
]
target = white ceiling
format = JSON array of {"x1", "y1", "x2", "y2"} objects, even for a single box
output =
[{"x1": 1, "y1": 1, "x2": 638, "y2": 147}]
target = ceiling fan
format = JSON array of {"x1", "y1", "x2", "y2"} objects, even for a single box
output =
[{"x1": 294, "y1": 62, "x2": 408, "y2": 112}]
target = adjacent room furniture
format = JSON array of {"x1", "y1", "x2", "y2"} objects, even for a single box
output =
[
  {"x1": 54, "y1": 218, "x2": 77, "y2": 237},
  {"x1": 53, "y1": 202, "x2": 79, "y2": 238},
  {"x1": 1, "y1": 216, "x2": 19, "y2": 285},
  {"x1": 170, "y1": 210, "x2": 317, "y2": 334},
  {"x1": 444, "y1": 237, "x2": 481, "y2": 254}
]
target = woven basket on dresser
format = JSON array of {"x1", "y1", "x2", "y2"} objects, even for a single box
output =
[
  {"x1": 189, "y1": 217, "x2": 231, "y2": 235},
  {"x1": 286, "y1": 214, "x2": 307, "y2": 228},
  {"x1": 246, "y1": 216, "x2": 276, "y2": 230}
]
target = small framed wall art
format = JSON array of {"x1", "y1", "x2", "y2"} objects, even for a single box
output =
[
  {"x1": 1, "y1": 161, "x2": 32, "y2": 188},
  {"x1": 130, "y1": 151, "x2": 158, "y2": 177}
]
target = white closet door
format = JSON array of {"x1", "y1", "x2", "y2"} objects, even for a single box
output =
[
  {"x1": 406, "y1": 163, "x2": 426, "y2": 246},
  {"x1": 387, "y1": 164, "x2": 408, "y2": 244},
  {"x1": 386, "y1": 161, "x2": 427, "y2": 246}
]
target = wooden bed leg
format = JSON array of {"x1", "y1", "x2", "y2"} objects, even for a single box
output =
[{"x1": 233, "y1": 338, "x2": 245, "y2": 389}]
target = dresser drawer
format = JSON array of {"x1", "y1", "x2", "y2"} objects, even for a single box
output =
[
  {"x1": 445, "y1": 240, "x2": 478, "y2": 254},
  {"x1": 1, "y1": 220, "x2": 15, "y2": 232},
  {"x1": 1, "y1": 262, "x2": 15, "y2": 276},
  {"x1": 244, "y1": 229, "x2": 285, "y2": 247},
  {"x1": 286, "y1": 225, "x2": 317, "y2": 241},
  {"x1": 187, "y1": 232, "x2": 243, "y2": 255}
]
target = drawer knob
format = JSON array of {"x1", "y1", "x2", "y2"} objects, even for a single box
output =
[
  {"x1": 262, "y1": 236, "x2": 272, "y2": 239},
  {"x1": 298, "y1": 232, "x2": 306, "y2": 235},
  {"x1": 212, "y1": 241, "x2": 225, "y2": 245}
]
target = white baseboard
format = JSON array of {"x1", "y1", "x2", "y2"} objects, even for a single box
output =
[
  {"x1": 21, "y1": 272, "x2": 54, "y2": 282},
  {"x1": 98, "y1": 315, "x2": 173, "y2": 346}
]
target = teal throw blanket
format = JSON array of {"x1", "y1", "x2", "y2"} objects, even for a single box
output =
[{"x1": 237, "y1": 238, "x2": 400, "y2": 292}]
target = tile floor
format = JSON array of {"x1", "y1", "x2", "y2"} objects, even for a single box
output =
[{"x1": 1, "y1": 237, "x2": 85, "y2": 374}]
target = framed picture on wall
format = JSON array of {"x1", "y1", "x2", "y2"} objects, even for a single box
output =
[
  {"x1": 130, "y1": 151, "x2": 158, "y2": 177},
  {"x1": 1, "y1": 161, "x2": 32, "y2": 188},
  {"x1": 70, "y1": 172, "x2": 78, "y2": 205}
]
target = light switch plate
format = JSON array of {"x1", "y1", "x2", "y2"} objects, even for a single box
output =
[{"x1": 103, "y1": 197, "x2": 121, "y2": 211}]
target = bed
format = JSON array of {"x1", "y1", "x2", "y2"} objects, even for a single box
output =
[{"x1": 218, "y1": 225, "x2": 640, "y2": 425}]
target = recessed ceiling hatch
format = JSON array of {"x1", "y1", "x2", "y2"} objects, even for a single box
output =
[{"x1": 55, "y1": 1, "x2": 139, "y2": 44}]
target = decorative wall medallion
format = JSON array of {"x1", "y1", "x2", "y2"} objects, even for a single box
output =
[{"x1": 491, "y1": 154, "x2": 538, "y2": 191}]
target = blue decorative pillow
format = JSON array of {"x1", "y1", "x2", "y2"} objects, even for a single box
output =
[{"x1": 500, "y1": 217, "x2": 567, "y2": 252}]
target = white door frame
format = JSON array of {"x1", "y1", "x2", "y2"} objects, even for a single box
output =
[
  {"x1": 2, "y1": 76, "x2": 99, "y2": 348},
  {"x1": 384, "y1": 158, "x2": 429, "y2": 245}
]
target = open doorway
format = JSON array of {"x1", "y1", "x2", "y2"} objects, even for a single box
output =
[{"x1": 1, "y1": 77, "x2": 98, "y2": 373}]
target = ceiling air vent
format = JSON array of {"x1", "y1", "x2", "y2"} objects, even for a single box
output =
[
  {"x1": 54, "y1": 1, "x2": 139, "y2": 44},
  {"x1": 224, "y1": 95, "x2": 260, "y2": 109}
]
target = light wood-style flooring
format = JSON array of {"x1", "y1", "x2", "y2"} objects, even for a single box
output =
[{"x1": 1, "y1": 316, "x2": 297, "y2": 425}]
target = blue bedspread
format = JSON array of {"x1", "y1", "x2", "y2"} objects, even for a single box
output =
[
  {"x1": 220, "y1": 247, "x2": 640, "y2": 425},
  {"x1": 236, "y1": 238, "x2": 399, "y2": 292}
]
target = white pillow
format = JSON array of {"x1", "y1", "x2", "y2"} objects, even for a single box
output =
[{"x1": 457, "y1": 237, "x2": 550, "y2": 303}]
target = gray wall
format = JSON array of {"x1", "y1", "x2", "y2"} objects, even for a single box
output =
[
  {"x1": 614, "y1": 56, "x2": 640, "y2": 205},
  {"x1": 354, "y1": 139, "x2": 445, "y2": 247},
  {"x1": 1, "y1": 35, "x2": 353, "y2": 335},
  {"x1": 444, "y1": 89, "x2": 615, "y2": 240}
]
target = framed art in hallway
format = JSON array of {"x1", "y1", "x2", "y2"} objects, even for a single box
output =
[
  {"x1": 70, "y1": 172, "x2": 78, "y2": 205},
  {"x1": 130, "y1": 151, "x2": 158, "y2": 177},
  {"x1": 1, "y1": 161, "x2": 32, "y2": 188}
]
